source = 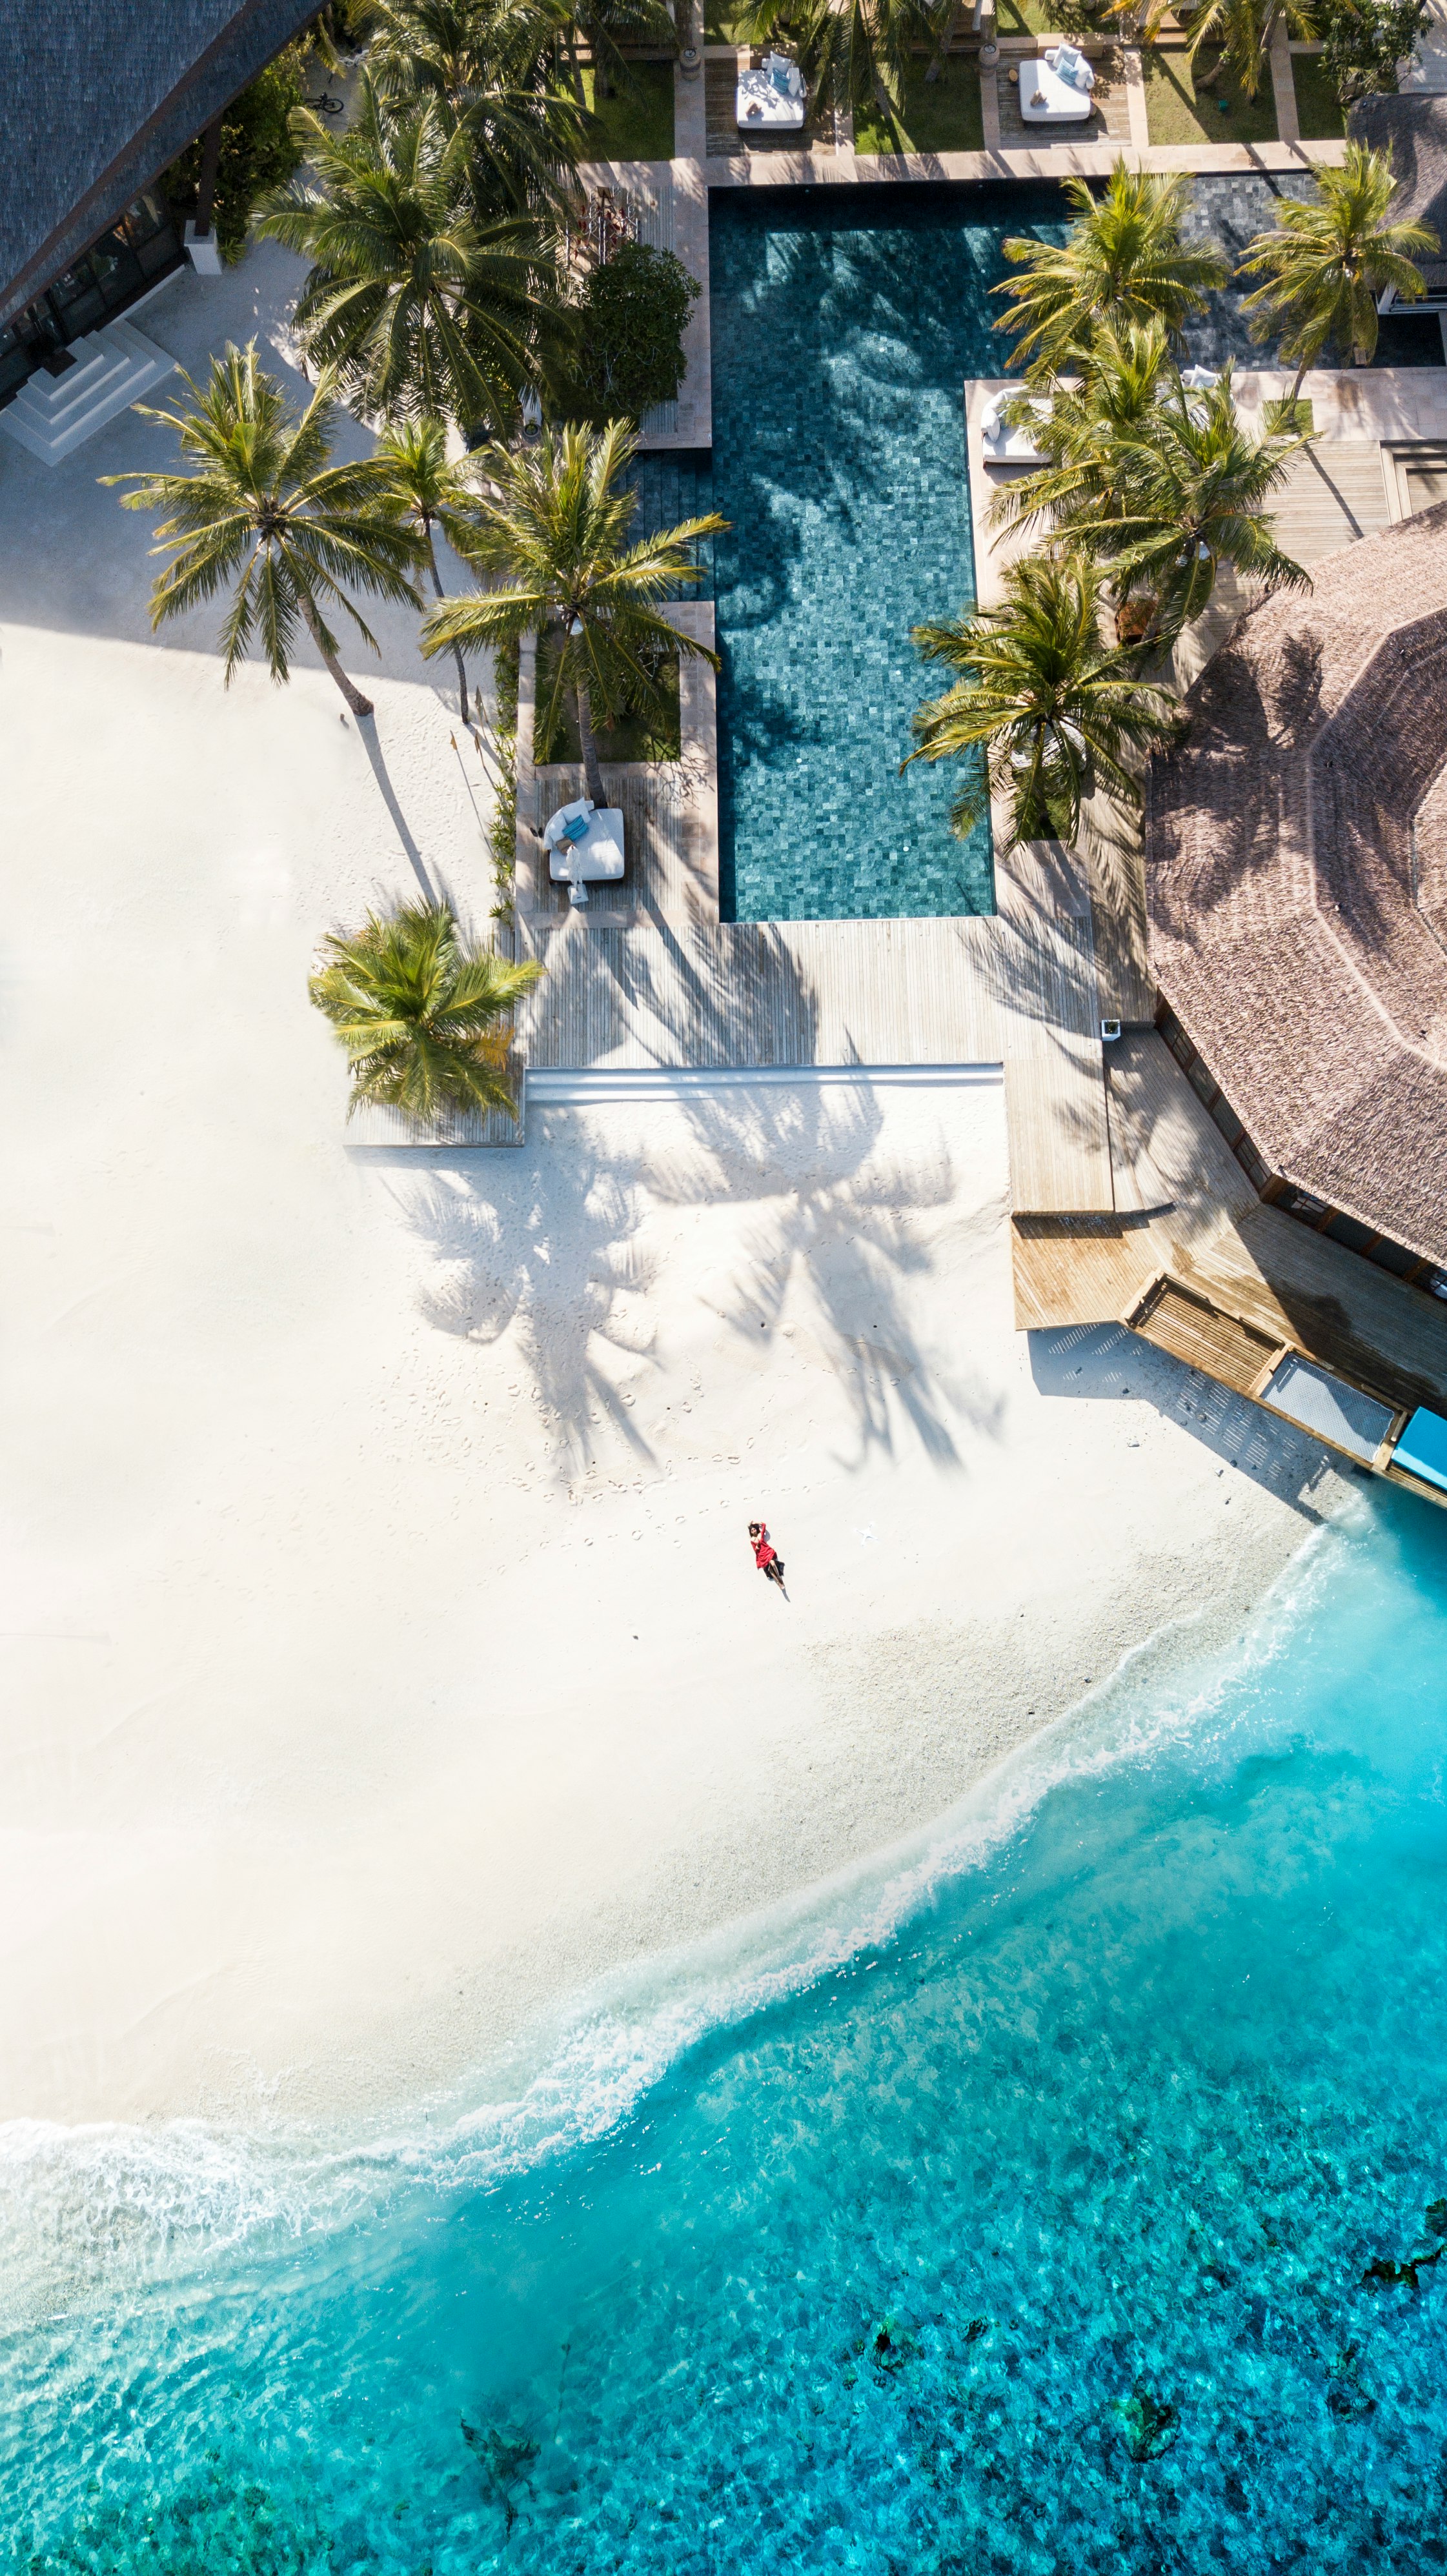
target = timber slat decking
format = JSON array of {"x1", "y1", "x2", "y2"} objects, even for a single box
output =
[
  {"x1": 516, "y1": 914, "x2": 1005, "y2": 1069},
  {"x1": 994, "y1": 840, "x2": 1115, "y2": 1214},
  {"x1": 1274, "y1": 438, "x2": 1393, "y2": 561},
  {"x1": 1127, "y1": 1273, "x2": 1282, "y2": 1394}
]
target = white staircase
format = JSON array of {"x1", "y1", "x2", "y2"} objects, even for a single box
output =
[{"x1": 0, "y1": 319, "x2": 177, "y2": 465}]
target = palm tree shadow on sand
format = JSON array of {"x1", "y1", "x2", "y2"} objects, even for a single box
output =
[{"x1": 387, "y1": 932, "x2": 1006, "y2": 1477}]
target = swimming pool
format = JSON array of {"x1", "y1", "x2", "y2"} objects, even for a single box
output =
[
  {"x1": 704, "y1": 177, "x2": 1441, "y2": 930},
  {"x1": 705, "y1": 184, "x2": 1060, "y2": 927},
  {"x1": 709, "y1": 184, "x2": 1065, "y2": 925}
]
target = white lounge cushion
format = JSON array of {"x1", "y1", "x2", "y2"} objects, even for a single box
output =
[
  {"x1": 1047, "y1": 41, "x2": 1094, "y2": 86},
  {"x1": 547, "y1": 805, "x2": 625, "y2": 885},
  {"x1": 979, "y1": 395, "x2": 1052, "y2": 463},
  {"x1": 1019, "y1": 55, "x2": 1097, "y2": 120},
  {"x1": 541, "y1": 794, "x2": 594, "y2": 851},
  {"x1": 736, "y1": 59, "x2": 806, "y2": 126}
]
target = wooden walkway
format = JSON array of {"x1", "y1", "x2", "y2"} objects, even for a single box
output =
[
  {"x1": 516, "y1": 912, "x2": 1005, "y2": 1069},
  {"x1": 1011, "y1": 1030, "x2": 1447, "y2": 1416},
  {"x1": 993, "y1": 841, "x2": 1113, "y2": 1213}
]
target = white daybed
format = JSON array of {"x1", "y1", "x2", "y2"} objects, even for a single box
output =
[
  {"x1": 1018, "y1": 43, "x2": 1096, "y2": 123},
  {"x1": 541, "y1": 796, "x2": 625, "y2": 907},
  {"x1": 979, "y1": 395, "x2": 1051, "y2": 465},
  {"x1": 736, "y1": 52, "x2": 807, "y2": 129}
]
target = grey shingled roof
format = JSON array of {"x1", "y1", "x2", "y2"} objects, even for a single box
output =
[
  {"x1": 1351, "y1": 90, "x2": 1447, "y2": 240},
  {"x1": 1145, "y1": 503, "x2": 1447, "y2": 1274},
  {"x1": 0, "y1": 0, "x2": 322, "y2": 328}
]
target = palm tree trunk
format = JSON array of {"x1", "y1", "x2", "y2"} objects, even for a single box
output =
[
  {"x1": 298, "y1": 591, "x2": 374, "y2": 719},
  {"x1": 924, "y1": 6, "x2": 954, "y2": 81},
  {"x1": 425, "y1": 529, "x2": 470, "y2": 726},
  {"x1": 574, "y1": 679, "x2": 607, "y2": 809},
  {"x1": 1288, "y1": 352, "x2": 1309, "y2": 410}
]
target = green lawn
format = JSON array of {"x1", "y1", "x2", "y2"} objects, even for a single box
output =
[
  {"x1": 995, "y1": 0, "x2": 1061, "y2": 33},
  {"x1": 1142, "y1": 42, "x2": 1277, "y2": 143},
  {"x1": 703, "y1": 0, "x2": 755, "y2": 37},
  {"x1": 582, "y1": 60, "x2": 675, "y2": 159},
  {"x1": 1291, "y1": 48, "x2": 1344, "y2": 136},
  {"x1": 855, "y1": 55, "x2": 986, "y2": 152}
]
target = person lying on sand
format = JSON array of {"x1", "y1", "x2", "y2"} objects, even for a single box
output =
[{"x1": 748, "y1": 1520, "x2": 787, "y2": 1593}]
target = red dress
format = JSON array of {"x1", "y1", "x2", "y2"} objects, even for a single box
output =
[{"x1": 753, "y1": 1531, "x2": 778, "y2": 1571}]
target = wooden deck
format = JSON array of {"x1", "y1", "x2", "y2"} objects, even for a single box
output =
[
  {"x1": 1011, "y1": 1031, "x2": 1447, "y2": 1417},
  {"x1": 993, "y1": 840, "x2": 1113, "y2": 1213},
  {"x1": 516, "y1": 912, "x2": 1005, "y2": 1069}
]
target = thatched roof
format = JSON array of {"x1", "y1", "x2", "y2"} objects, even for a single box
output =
[
  {"x1": 1144, "y1": 501, "x2": 1447, "y2": 1273},
  {"x1": 0, "y1": 0, "x2": 320, "y2": 329},
  {"x1": 1350, "y1": 90, "x2": 1447, "y2": 296}
]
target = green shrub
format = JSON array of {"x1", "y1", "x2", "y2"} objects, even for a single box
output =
[
  {"x1": 163, "y1": 44, "x2": 309, "y2": 263},
  {"x1": 563, "y1": 240, "x2": 700, "y2": 427},
  {"x1": 1315, "y1": 0, "x2": 1431, "y2": 100}
]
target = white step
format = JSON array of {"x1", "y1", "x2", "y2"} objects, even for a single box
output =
[{"x1": 0, "y1": 319, "x2": 177, "y2": 464}]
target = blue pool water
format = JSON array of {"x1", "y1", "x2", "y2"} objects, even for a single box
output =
[
  {"x1": 709, "y1": 186, "x2": 1064, "y2": 925},
  {"x1": 8, "y1": 1491, "x2": 1447, "y2": 2573}
]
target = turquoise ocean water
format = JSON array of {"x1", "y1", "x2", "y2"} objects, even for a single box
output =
[{"x1": 7, "y1": 1488, "x2": 1447, "y2": 2573}]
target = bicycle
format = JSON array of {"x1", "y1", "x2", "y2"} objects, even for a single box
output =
[{"x1": 302, "y1": 88, "x2": 345, "y2": 114}]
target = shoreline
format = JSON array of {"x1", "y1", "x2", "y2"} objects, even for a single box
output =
[
  {"x1": 0, "y1": 1493, "x2": 1346, "y2": 2335},
  {"x1": 2, "y1": 1029, "x2": 1344, "y2": 2133}
]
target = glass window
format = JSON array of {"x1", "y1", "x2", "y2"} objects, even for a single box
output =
[{"x1": 47, "y1": 259, "x2": 106, "y2": 337}]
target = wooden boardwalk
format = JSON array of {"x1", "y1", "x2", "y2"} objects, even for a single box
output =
[
  {"x1": 993, "y1": 841, "x2": 1114, "y2": 1213},
  {"x1": 516, "y1": 912, "x2": 1006, "y2": 1069}
]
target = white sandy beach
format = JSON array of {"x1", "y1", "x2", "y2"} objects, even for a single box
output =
[{"x1": 0, "y1": 249, "x2": 1343, "y2": 2135}]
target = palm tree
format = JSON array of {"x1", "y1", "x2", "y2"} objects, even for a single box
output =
[
  {"x1": 987, "y1": 316, "x2": 1172, "y2": 545},
  {"x1": 1238, "y1": 143, "x2": 1438, "y2": 401},
  {"x1": 309, "y1": 899, "x2": 543, "y2": 1123},
  {"x1": 361, "y1": 0, "x2": 585, "y2": 215},
  {"x1": 904, "y1": 554, "x2": 1180, "y2": 846},
  {"x1": 101, "y1": 345, "x2": 423, "y2": 719},
  {"x1": 258, "y1": 80, "x2": 564, "y2": 436},
  {"x1": 1127, "y1": 0, "x2": 1315, "y2": 100},
  {"x1": 369, "y1": 417, "x2": 483, "y2": 719},
  {"x1": 420, "y1": 419, "x2": 725, "y2": 809},
  {"x1": 994, "y1": 165, "x2": 1228, "y2": 383},
  {"x1": 1073, "y1": 368, "x2": 1311, "y2": 638}
]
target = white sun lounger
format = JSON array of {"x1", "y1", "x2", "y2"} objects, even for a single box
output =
[
  {"x1": 1019, "y1": 44, "x2": 1096, "y2": 122},
  {"x1": 736, "y1": 53, "x2": 806, "y2": 128},
  {"x1": 980, "y1": 396, "x2": 1052, "y2": 464},
  {"x1": 542, "y1": 797, "x2": 625, "y2": 907}
]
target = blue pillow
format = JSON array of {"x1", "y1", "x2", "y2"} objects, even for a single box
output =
[{"x1": 562, "y1": 814, "x2": 590, "y2": 843}]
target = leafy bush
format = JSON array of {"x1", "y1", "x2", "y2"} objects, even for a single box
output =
[
  {"x1": 1315, "y1": 0, "x2": 1431, "y2": 101},
  {"x1": 563, "y1": 241, "x2": 701, "y2": 426},
  {"x1": 163, "y1": 45, "x2": 309, "y2": 263},
  {"x1": 1050, "y1": 0, "x2": 1115, "y2": 39}
]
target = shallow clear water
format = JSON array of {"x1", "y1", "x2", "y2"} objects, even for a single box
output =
[
  {"x1": 709, "y1": 186, "x2": 1066, "y2": 924},
  {"x1": 8, "y1": 1490, "x2": 1447, "y2": 2573}
]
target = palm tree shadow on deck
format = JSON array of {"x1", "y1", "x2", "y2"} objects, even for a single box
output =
[
  {"x1": 1030, "y1": 1320, "x2": 1337, "y2": 1517},
  {"x1": 389, "y1": 940, "x2": 1006, "y2": 1478}
]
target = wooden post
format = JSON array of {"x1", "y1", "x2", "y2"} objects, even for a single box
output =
[{"x1": 193, "y1": 116, "x2": 224, "y2": 239}]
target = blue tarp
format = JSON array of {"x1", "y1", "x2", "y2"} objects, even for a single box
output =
[{"x1": 1392, "y1": 1407, "x2": 1447, "y2": 1493}]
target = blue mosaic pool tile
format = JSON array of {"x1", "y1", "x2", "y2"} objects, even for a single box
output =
[{"x1": 709, "y1": 184, "x2": 1065, "y2": 923}]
